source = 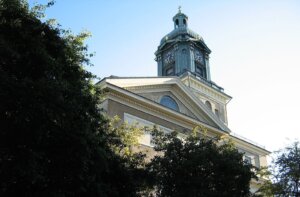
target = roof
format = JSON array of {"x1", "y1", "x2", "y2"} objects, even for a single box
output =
[{"x1": 160, "y1": 27, "x2": 202, "y2": 45}]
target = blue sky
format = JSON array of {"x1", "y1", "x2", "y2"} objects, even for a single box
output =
[{"x1": 29, "y1": 0, "x2": 300, "y2": 152}]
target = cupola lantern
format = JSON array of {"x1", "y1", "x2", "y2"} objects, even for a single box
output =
[{"x1": 173, "y1": 6, "x2": 188, "y2": 29}]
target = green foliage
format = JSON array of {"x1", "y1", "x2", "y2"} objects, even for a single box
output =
[
  {"x1": 148, "y1": 127, "x2": 255, "y2": 197},
  {"x1": 254, "y1": 167, "x2": 274, "y2": 197},
  {"x1": 259, "y1": 141, "x2": 300, "y2": 197},
  {"x1": 0, "y1": 0, "x2": 144, "y2": 196},
  {"x1": 108, "y1": 116, "x2": 144, "y2": 157},
  {"x1": 29, "y1": 0, "x2": 55, "y2": 19},
  {"x1": 105, "y1": 116, "x2": 151, "y2": 193}
]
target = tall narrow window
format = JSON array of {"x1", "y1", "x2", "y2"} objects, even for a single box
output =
[
  {"x1": 244, "y1": 156, "x2": 252, "y2": 165},
  {"x1": 215, "y1": 109, "x2": 219, "y2": 117},
  {"x1": 194, "y1": 50, "x2": 206, "y2": 79},
  {"x1": 195, "y1": 63, "x2": 206, "y2": 79},
  {"x1": 175, "y1": 19, "x2": 179, "y2": 28}
]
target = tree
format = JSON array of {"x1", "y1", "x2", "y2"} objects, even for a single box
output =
[
  {"x1": 148, "y1": 127, "x2": 256, "y2": 197},
  {"x1": 105, "y1": 116, "x2": 151, "y2": 195},
  {"x1": 259, "y1": 141, "x2": 300, "y2": 197},
  {"x1": 0, "y1": 1, "x2": 144, "y2": 196}
]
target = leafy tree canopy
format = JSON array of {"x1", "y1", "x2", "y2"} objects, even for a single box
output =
[
  {"x1": 148, "y1": 127, "x2": 256, "y2": 197},
  {"x1": 0, "y1": 1, "x2": 145, "y2": 196},
  {"x1": 258, "y1": 141, "x2": 300, "y2": 197}
]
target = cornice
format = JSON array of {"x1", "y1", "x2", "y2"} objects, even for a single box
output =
[
  {"x1": 125, "y1": 84, "x2": 170, "y2": 92},
  {"x1": 230, "y1": 135, "x2": 271, "y2": 155},
  {"x1": 181, "y1": 75, "x2": 232, "y2": 102}
]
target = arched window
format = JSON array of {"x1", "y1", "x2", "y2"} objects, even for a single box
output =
[
  {"x1": 205, "y1": 101, "x2": 212, "y2": 110},
  {"x1": 160, "y1": 96, "x2": 179, "y2": 111},
  {"x1": 195, "y1": 63, "x2": 207, "y2": 79},
  {"x1": 175, "y1": 19, "x2": 179, "y2": 28}
]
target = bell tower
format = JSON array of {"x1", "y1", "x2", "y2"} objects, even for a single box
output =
[
  {"x1": 155, "y1": 9, "x2": 232, "y2": 125},
  {"x1": 155, "y1": 8, "x2": 212, "y2": 81}
]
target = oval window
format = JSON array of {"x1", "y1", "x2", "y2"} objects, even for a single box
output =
[{"x1": 160, "y1": 96, "x2": 179, "y2": 111}]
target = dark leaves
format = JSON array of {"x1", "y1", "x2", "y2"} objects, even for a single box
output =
[
  {"x1": 0, "y1": 1, "x2": 142, "y2": 196},
  {"x1": 148, "y1": 128, "x2": 255, "y2": 197}
]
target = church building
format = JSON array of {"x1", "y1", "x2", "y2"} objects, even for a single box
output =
[{"x1": 98, "y1": 9, "x2": 270, "y2": 192}]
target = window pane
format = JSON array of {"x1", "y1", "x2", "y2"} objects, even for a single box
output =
[
  {"x1": 244, "y1": 156, "x2": 252, "y2": 164},
  {"x1": 160, "y1": 96, "x2": 179, "y2": 111}
]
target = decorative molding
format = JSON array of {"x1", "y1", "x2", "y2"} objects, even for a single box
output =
[
  {"x1": 157, "y1": 55, "x2": 162, "y2": 61},
  {"x1": 182, "y1": 77, "x2": 228, "y2": 104},
  {"x1": 107, "y1": 88, "x2": 227, "y2": 137},
  {"x1": 174, "y1": 44, "x2": 178, "y2": 51},
  {"x1": 189, "y1": 45, "x2": 194, "y2": 51}
]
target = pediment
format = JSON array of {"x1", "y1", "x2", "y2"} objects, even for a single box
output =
[{"x1": 100, "y1": 77, "x2": 231, "y2": 133}]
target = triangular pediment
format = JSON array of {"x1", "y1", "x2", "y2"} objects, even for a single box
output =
[{"x1": 99, "y1": 77, "x2": 231, "y2": 133}]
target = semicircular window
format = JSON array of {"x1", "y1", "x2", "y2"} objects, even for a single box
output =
[{"x1": 160, "y1": 96, "x2": 179, "y2": 111}]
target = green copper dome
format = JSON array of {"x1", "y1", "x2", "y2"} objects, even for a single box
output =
[{"x1": 160, "y1": 27, "x2": 203, "y2": 45}]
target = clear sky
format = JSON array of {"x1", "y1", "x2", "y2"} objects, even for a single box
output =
[{"x1": 29, "y1": 0, "x2": 300, "y2": 153}]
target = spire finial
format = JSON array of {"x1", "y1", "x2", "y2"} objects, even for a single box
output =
[{"x1": 178, "y1": 6, "x2": 181, "y2": 13}]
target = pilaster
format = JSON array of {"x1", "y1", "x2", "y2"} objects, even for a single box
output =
[
  {"x1": 205, "y1": 54, "x2": 211, "y2": 81},
  {"x1": 157, "y1": 55, "x2": 162, "y2": 76},
  {"x1": 190, "y1": 44, "x2": 195, "y2": 73}
]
